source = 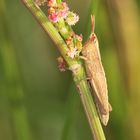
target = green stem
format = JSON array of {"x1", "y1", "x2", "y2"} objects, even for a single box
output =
[
  {"x1": 73, "y1": 64, "x2": 105, "y2": 140},
  {"x1": 21, "y1": 0, "x2": 106, "y2": 139}
]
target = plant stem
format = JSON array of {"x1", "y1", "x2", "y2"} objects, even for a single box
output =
[
  {"x1": 73, "y1": 64, "x2": 106, "y2": 140},
  {"x1": 21, "y1": 0, "x2": 106, "y2": 139}
]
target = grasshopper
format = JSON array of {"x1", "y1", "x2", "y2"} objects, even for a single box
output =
[{"x1": 82, "y1": 16, "x2": 112, "y2": 125}]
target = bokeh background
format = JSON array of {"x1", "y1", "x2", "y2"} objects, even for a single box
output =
[{"x1": 0, "y1": 0, "x2": 140, "y2": 140}]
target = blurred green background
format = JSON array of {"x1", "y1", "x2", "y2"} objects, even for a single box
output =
[{"x1": 0, "y1": 0, "x2": 140, "y2": 140}]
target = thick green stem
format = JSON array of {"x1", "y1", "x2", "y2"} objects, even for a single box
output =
[
  {"x1": 21, "y1": 0, "x2": 106, "y2": 139},
  {"x1": 73, "y1": 65, "x2": 106, "y2": 140}
]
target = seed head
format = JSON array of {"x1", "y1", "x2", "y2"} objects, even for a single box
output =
[{"x1": 65, "y1": 12, "x2": 79, "y2": 26}]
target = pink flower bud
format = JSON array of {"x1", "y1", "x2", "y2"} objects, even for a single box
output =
[
  {"x1": 47, "y1": 0, "x2": 56, "y2": 7},
  {"x1": 57, "y1": 56, "x2": 66, "y2": 72},
  {"x1": 49, "y1": 12, "x2": 59, "y2": 23},
  {"x1": 60, "y1": 2, "x2": 69, "y2": 18}
]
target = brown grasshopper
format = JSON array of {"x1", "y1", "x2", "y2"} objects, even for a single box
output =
[{"x1": 82, "y1": 16, "x2": 112, "y2": 125}]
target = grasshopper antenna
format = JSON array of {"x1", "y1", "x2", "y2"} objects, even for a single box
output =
[{"x1": 91, "y1": 15, "x2": 95, "y2": 33}]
